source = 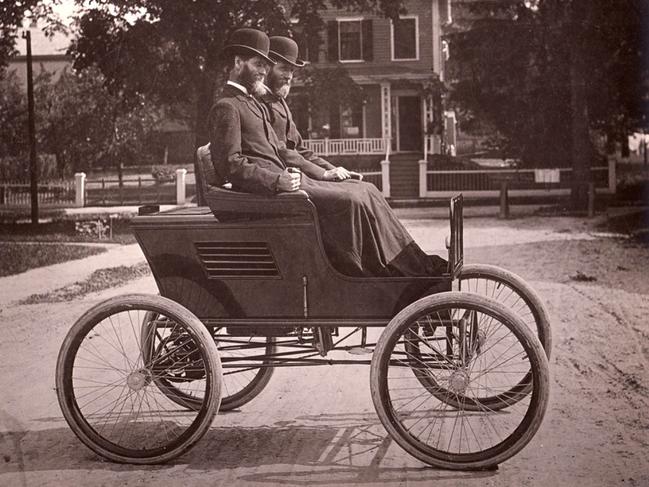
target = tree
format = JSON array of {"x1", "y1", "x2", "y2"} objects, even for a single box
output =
[
  {"x1": 446, "y1": 0, "x2": 649, "y2": 209},
  {"x1": 68, "y1": 0, "x2": 405, "y2": 146},
  {"x1": 296, "y1": 64, "x2": 365, "y2": 135},
  {"x1": 0, "y1": 69, "x2": 28, "y2": 157},
  {"x1": 34, "y1": 66, "x2": 160, "y2": 176}
]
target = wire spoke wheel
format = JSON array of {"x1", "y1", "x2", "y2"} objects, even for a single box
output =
[
  {"x1": 142, "y1": 319, "x2": 275, "y2": 411},
  {"x1": 371, "y1": 292, "x2": 550, "y2": 470},
  {"x1": 458, "y1": 264, "x2": 552, "y2": 357},
  {"x1": 56, "y1": 294, "x2": 221, "y2": 464},
  {"x1": 213, "y1": 330, "x2": 276, "y2": 411}
]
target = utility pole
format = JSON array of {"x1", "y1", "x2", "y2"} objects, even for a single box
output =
[{"x1": 23, "y1": 29, "x2": 39, "y2": 225}]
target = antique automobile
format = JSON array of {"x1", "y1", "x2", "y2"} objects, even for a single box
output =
[{"x1": 55, "y1": 146, "x2": 551, "y2": 470}]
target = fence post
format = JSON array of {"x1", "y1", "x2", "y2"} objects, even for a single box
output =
[
  {"x1": 499, "y1": 180, "x2": 510, "y2": 219},
  {"x1": 418, "y1": 159, "x2": 428, "y2": 198},
  {"x1": 380, "y1": 159, "x2": 391, "y2": 198},
  {"x1": 607, "y1": 155, "x2": 617, "y2": 194},
  {"x1": 588, "y1": 181, "x2": 596, "y2": 218},
  {"x1": 74, "y1": 172, "x2": 86, "y2": 207},
  {"x1": 176, "y1": 168, "x2": 187, "y2": 205}
]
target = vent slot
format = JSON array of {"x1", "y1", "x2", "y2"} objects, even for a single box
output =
[{"x1": 195, "y1": 242, "x2": 279, "y2": 278}]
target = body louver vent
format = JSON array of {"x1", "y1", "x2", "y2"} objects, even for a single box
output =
[{"x1": 195, "y1": 242, "x2": 279, "y2": 278}]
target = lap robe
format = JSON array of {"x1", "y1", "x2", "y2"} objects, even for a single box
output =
[{"x1": 298, "y1": 177, "x2": 445, "y2": 277}]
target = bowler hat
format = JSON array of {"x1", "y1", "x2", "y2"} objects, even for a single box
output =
[
  {"x1": 268, "y1": 36, "x2": 307, "y2": 67},
  {"x1": 222, "y1": 28, "x2": 275, "y2": 64}
]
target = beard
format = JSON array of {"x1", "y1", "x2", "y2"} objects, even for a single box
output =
[
  {"x1": 238, "y1": 64, "x2": 268, "y2": 96},
  {"x1": 268, "y1": 71, "x2": 291, "y2": 98},
  {"x1": 276, "y1": 83, "x2": 290, "y2": 98}
]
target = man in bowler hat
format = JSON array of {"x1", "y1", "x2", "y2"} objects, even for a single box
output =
[{"x1": 208, "y1": 29, "x2": 442, "y2": 277}]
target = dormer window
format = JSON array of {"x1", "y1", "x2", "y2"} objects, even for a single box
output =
[{"x1": 391, "y1": 16, "x2": 419, "y2": 61}]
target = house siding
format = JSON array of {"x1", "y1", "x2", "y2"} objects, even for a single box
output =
[{"x1": 317, "y1": 0, "x2": 436, "y2": 75}]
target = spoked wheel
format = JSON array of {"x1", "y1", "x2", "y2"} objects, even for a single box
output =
[
  {"x1": 56, "y1": 294, "x2": 221, "y2": 464},
  {"x1": 371, "y1": 292, "x2": 550, "y2": 470},
  {"x1": 458, "y1": 264, "x2": 552, "y2": 357},
  {"x1": 142, "y1": 319, "x2": 275, "y2": 411},
  {"x1": 213, "y1": 330, "x2": 276, "y2": 411}
]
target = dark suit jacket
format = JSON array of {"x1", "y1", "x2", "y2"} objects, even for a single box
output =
[
  {"x1": 260, "y1": 93, "x2": 336, "y2": 176},
  {"x1": 208, "y1": 85, "x2": 286, "y2": 195}
]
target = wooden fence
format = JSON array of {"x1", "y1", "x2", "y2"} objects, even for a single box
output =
[{"x1": 0, "y1": 180, "x2": 75, "y2": 207}]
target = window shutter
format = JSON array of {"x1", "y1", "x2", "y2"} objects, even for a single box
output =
[
  {"x1": 327, "y1": 21, "x2": 339, "y2": 62},
  {"x1": 362, "y1": 19, "x2": 373, "y2": 61}
]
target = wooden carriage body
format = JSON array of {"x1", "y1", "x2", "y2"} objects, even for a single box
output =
[{"x1": 131, "y1": 190, "x2": 463, "y2": 330}]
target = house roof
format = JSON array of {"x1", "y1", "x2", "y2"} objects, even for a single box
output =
[
  {"x1": 345, "y1": 64, "x2": 436, "y2": 83},
  {"x1": 14, "y1": 26, "x2": 71, "y2": 58}
]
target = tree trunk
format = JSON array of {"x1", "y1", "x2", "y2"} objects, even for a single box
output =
[{"x1": 569, "y1": 40, "x2": 591, "y2": 211}]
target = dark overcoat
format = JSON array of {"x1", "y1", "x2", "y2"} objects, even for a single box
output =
[
  {"x1": 260, "y1": 92, "x2": 336, "y2": 172},
  {"x1": 209, "y1": 84, "x2": 442, "y2": 276}
]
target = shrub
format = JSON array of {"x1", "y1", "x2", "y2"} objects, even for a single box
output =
[{"x1": 151, "y1": 165, "x2": 176, "y2": 184}]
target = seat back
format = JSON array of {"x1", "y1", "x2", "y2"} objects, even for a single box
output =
[{"x1": 195, "y1": 143, "x2": 218, "y2": 205}]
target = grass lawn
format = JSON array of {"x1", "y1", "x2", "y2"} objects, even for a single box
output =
[
  {"x1": 0, "y1": 242, "x2": 107, "y2": 277},
  {"x1": 0, "y1": 219, "x2": 137, "y2": 245},
  {"x1": 20, "y1": 262, "x2": 151, "y2": 304}
]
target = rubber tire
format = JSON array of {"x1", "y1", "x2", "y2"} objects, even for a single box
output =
[
  {"x1": 458, "y1": 264, "x2": 552, "y2": 357},
  {"x1": 214, "y1": 332, "x2": 276, "y2": 411},
  {"x1": 56, "y1": 294, "x2": 221, "y2": 464},
  {"x1": 371, "y1": 291, "x2": 550, "y2": 470}
]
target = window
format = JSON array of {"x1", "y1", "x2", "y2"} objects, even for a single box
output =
[
  {"x1": 340, "y1": 104, "x2": 364, "y2": 138},
  {"x1": 327, "y1": 19, "x2": 373, "y2": 62},
  {"x1": 392, "y1": 16, "x2": 418, "y2": 61},
  {"x1": 339, "y1": 20, "x2": 362, "y2": 61}
]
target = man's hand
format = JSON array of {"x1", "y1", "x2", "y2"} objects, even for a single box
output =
[
  {"x1": 322, "y1": 167, "x2": 353, "y2": 181},
  {"x1": 276, "y1": 167, "x2": 301, "y2": 192}
]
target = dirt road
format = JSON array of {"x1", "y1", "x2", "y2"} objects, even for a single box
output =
[{"x1": 1, "y1": 215, "x2": 648, "y2": 487}]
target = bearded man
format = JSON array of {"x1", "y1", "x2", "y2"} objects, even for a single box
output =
[{"x1": 209, "y1": 29, "x2": 443, "y2": 277}]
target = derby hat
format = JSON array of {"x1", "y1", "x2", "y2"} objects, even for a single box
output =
[
  {"x1": 268, "y1": 36, "x2": 307, "y2": 67},
  {"x1": 222, "y1": 28, "x2": 275, "y2": 64}
]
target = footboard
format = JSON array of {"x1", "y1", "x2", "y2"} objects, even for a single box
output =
[{"x1": 447, "y1": 194, "x2": 464, "y2": 278}]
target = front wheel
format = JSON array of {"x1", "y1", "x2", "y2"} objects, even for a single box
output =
[
  {"x1": 56, "y1": 294, "x2": 221, "y2": 464},
  {"x1": 371, "y1": 292, "x2": 550, "y2": 470}
]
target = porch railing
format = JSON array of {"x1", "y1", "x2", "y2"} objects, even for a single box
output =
[{"x1": 303, "y1": 137, "x2": 389, "y2": 156}]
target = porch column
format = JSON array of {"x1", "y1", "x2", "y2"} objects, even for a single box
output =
[
  {"x1": 424, "y1": 94, "x2": 434, "y2": 161},
  {"x1": 444, "y1": 111, "x2": 457, "y2": 155},
  {"x1": 380, "y1": 82, "x2": 391, "y2": 157}
]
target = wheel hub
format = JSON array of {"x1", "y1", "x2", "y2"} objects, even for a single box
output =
[
  {"x1": 126, "y1": 369, "x2": 151, "y2": 391},
  {"x1": 448, "y1": 369, "x2": 470, "y2": 394}
]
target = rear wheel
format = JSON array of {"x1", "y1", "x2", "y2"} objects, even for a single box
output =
[
  {"x1": 142, "y1": 318, "x2": 275, "y2": 411},
  {"x1": 371, "y1": 292, "x2": 550, "y2": 470},
  {"x1": 56, "y1": 294, "x2": 221, "y2": 464},
  {"x1": 458, "y1": 264, "x2": 552, "y2": 356}
]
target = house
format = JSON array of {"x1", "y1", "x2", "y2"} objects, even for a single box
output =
[
  {"x1": 288, "y1": 0, "x2": 454, "y2": 198},
  {"x1": 8, "y1": 21, "x2": 71, "y2": 87}
]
